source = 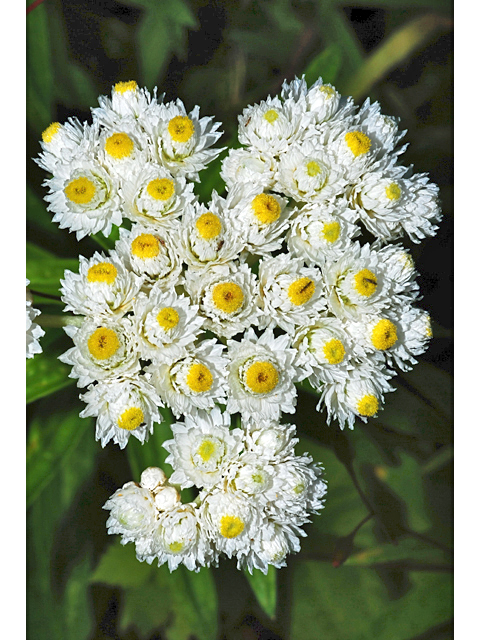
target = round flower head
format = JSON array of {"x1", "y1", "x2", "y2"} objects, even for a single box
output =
[
  {"x1": 243, "y1": 418, "x2": 299, "y2": 462},
  {"x1": 280, "y1": 76, "x2": 353, "y2": 126},
  {"x1": 60, "y1": 251, "x2": 144, "y2": 319},
  {"x1": 184, "y1": 262, "x2": 262, "y2": 339},
  {"x1": 79, "y1": 375, "x2": 164, "y2": 449},
  {"x1": 26, "y1": 281, "x2": 44, "y2": 359},
  {"x1": 36, "y1": 117, "x2": 90, "y2": 174},
  {"x1": 59, "y1": 317, "x2": 141, "y2": 388},
  {"x1": 92, "y1": 81, "x2": 163, "y2": 128},
  {"x1": 220, "y1": 147, "x2": 277, "y2": 192},
  {"x1": 132, "y1": 285, "x2": 204, "y2": 363},
  {"x1": 147, "y1": 339, "x2": 229, "y2": 418},
  {"x1": 375, "y1": 244, "x2": 419, "y2": 305},
  {"x1": 258, "y1": 254, "x2": 326, "y2": 335},
  {"x1": 241, "y1": 521, "x2": 301, "y2": 574},
  {"x1": 163, "y1": 407, "x2": 244, "y2": 489},
  {"x1": 354, "y1": 99, "x2": 406, "y2": 163},
  {"x1": 115, "y1": 223, "x2": 183, "y2": 288},
  {"x1": 43, "y1": 156, "x2": 122, "y2": 240},
  {"x1": 122, "y1": 162, "x2": 197, "y2": 227},
  {"x1": 97, "y1": 118, "x2": 151, "y2": 180},
  {"x1": 226, "y1": 327, "x2": 300, "y2": 420},
  {"x1": 103, "y1": 480, "x2": 157, "y2": 546}
]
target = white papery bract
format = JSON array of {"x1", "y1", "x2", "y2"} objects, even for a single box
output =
[
  {"x1": 220, "y1": 147, "x2": 277, "y2": 192},
  {"x1": 91, "y1": 81, "x2": 163, "y2": 128},
  {"x1": 26, "y1": 281, "x2": 45, "y2": 359},
  {"x1": 103, "y1": 481, "x2": 157, "y2": 546}
]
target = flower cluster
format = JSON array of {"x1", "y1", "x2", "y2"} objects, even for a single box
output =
[
  {"x1": 104, "y1": 410, "x2": 326, "y2": 574},
  {"x1": 26, "y1": 280, "x2": 44, "y2": 359}
]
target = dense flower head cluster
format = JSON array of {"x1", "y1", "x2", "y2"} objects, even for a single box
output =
[
  {"x1": 34, "y1": 77, "x2": 440, "y2": 571},
  {"x1": 26, "y1": 280, "x2": 45, "y2": 359}
]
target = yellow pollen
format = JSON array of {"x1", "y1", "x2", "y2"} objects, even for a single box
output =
[
  {"x1": 322, "y1": 221, "x2": 341, "y2": 243},
  {"x1": 197, "y1": 440, "x2": 216, "y2": 462},
  {"x1": 263, "y1": 109, "x2": 279, "y2": 123},
  {"x1": 114, "y1": 80, "x2": 138, "y2": 94},
  {"x1": 425, "y1": 315, "x2": 433, "y2": 338},
  {"x1": 294, "y1": 483, "x2": 305, "y2": 495},
  {"x1": 168, "y1": 541, "x2": 184, "y2": 553},
  {"x1": 117, "y1": 407, "x2": 144, "y2": 431},
  {"x1": 288, "y1": 277, "x2": 315, "y2": 306},
  {"x1": 87, "y1": 262, "x2": 118, "y2": 285},
  {"x1": 211, "y1": 282, "x2": 244, "y2": 314},
  {"x1": 306, "y1": 160, "x2": 321, "y2": 177},
  {"x1": 357, "y1": 394, "x2": 379, "y2": 417},
  {"x1": 42, "y1": 122, "x2": 61, "y2": 143},
  {"x1": 146, "y1": 178, "x2": 175, "y2": 201},
  {"x1": 131, "y1": 234, "x2": 160, "y2": 259},
  {"x1": 345, "y1": 131, "x2": 371, "y2": 157},
  {"x1": 196, "y1": 212, "x2": 222, "y2": 240},
  {"x1": 220, "y1": 515, "x2": 244, "y2": 538},
  {"x1": 245, "y1": 361, "x2": 279, "y2": 394},
  {"x1": 168, "y1": 116, "x2": 195, "y2": 143},
  {"x1": 385, "y1": 182, "x2": 402, "y2": 200},
  {"x1": 186, "y1": 363, "x2": 213, "y2": 393},
  {"x1": 320, "y1": 85, "x2": 335, "y2": 98},
  {"x1": 251, "y1": 193, "x2": 281, "y2": 225},
  {"x1": 157, "y1": 307, "x2": 180, "y2": 331},
  {"x1": 371, "y1": 319, "x2": 398, "y2": 350},
  {"x1": 323, "y1": 339, "x2": 345, "y2": 364},
  {"x1": 87, "y1": 327, "x2": 120, "y2": 360},
  {"x1": 105, "y1": 132, "x2": 134, "y2": 159},
  {"x1": 64, "y1": 177, "x2": 96, "y2": 205},
  {"x1": 353, "y1": 269, "x2": 377, "y2": 297}
]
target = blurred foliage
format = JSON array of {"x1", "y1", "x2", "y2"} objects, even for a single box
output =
[{"x1": 26, "y1": 0, "x2": 453, "y2": 638}]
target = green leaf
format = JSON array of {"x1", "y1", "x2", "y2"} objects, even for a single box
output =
[
  {"x1": 244, "y1": 567, "x2": 277, "y2": 619},
  {"x1": 303, "y1": 44, "x2": 343, "y2": 87},
  {"x1": 26, "y1": 2, "x2": 54, "y2": 131},
  {"x1": 26, "y1": 241, "x2": 79, "y2": 298}
]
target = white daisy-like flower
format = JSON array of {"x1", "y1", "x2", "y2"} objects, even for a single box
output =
[
  {"x1": 35, "y1": 117, "x2": 90, "y2": 174},
  {"x1": 59, "y1": 317, "x2": 141, "y2": 388},
  {"x1": 376, "y1": 244, "x2": 420, "y2": 305},
  {"x1": 79, "y1": 375, "x2": 163, "y2": 449},
  {"x1": 184, "y1": 261, "x2": 261, "y2": 339},
  {"x1": 280, "y1": 76, "x2": 354, "y2": 127},
  {"x1": 220, "y1": 147, "x2": 277, "y2": 192},
  {"x1": 103, "y1": 480, "x2": 157, "y2": 546},
  {"x1": 241, "y1": 520, "x2": 301, "y2": 574},
  {"x1": 132, "y1": 285, "x2": 204, "y2": 362},
  {"x1": 91, "y1": 81, "x2": 163, "y2": 128},
  {"x1": 147, "y1": 339, "x2": 229, "y2": 418},
  {"x1": 354, "y1": 99, "x2": 406, "y2": 162},
  {"x1": 163, "y1": 407, "x2": 244, "y2": 489},
  {"x1": 26, "y1": 281, "x2": 45, "y2": 359},
  {"x1": 226, "y1": 327, "x2": 300, "y2": 420},
  {"x1": 243, "y1": 418, "x2": 299, "y2": 462},
  {"x1": 60, "y1": 250, "x2": 144, "y2": 319},
  {"x1": 96, "y1": 118, "x2": 151, "y2": 180}
]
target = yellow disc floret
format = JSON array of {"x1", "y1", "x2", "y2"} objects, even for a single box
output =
[
  {"x1": 323, "y1": 338, "x2": 345, "y2": 364},
  {"x1": 197, "y1": 440, "x2": 217, "y2": 463},
  {"x1": 186, "y1": 363, "x2": 213, "y2": 393},
  {"x1": 306, "y1": 160, "x2": 322, "y2": 177},
  {"x1": 353, "y1": 269, "x2": 378, "y2": 297},
  {"x1": 288, "y1": 277, "x2": 315, "y2": 306},
  {"x1": 220, "y1": 515, "x2": 245, "y2": 538},
  {"x1": 64, "y1": 176, "x2": 96, "y2": 205},
  {"x1": 320, "y1": 85, "x2": 336, "y2": 98},
  {"x1": 345, "y1": 131, "x2": 372, "y2": 157},
  {"x1": 196, "y1": 212, "x2": 222, "y2": 240},
  {"x1": 251, "y1": 193, "x2": 281, "y2": 225},
  {"x1": 211, "y1": 282, "x2": 244, "y2": 314},
  {"x1": 146, "y1": 178, "x2": 175, "y2": 201},
  {"x1": 357, "y1": 394, "x2": 379, "y2": 417},
  {"x1": 424, "y1": 314, "x2": 433, "y2": 338},
  {"x1": 117, "y1": 407, "x2": 144, "y2": 431},
  {"x1": 87, "y1": 327, "x2": 120, "y2": 360},
  {"x1": 114, "y1": 80, "x2": 138, "y2": 94},
  {"x1": 371, "y1": 319, "x2": 398, "y2": 350},
  {"x1": 322, "y1": 221, "x2": 341, "y2": 243},
  {"x1": 168, "y1": 116, "x2": 195, "y2": 143},
  {"x1": 244, "y1": 361, "x2": 279, "y2": 394},
  {"x1": 263, "y1": 109, "x2": 279, "y2": 123},
  {"x1": 42, "y1": 122, "x2": 61, "y2": 143},
  {"x1": 385, "y1": 182, "x2": 402, "y2": 201},
  {"x1": 105, "y1": 132, "x2": 134, "y2": 160},
  {"x1": 131, "y1": 233, "x2": 160, "y2": 259},
  {"x1": 87, "y1": 262, "x2": 118, "y2": 285},
  {"x1": 157, "y1": 307, "x2": 180, "y2": 331},
  {"x1": 168, "y1": 541, "x2": 184, "y2": 553}
]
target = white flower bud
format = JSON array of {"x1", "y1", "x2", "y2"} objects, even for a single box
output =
[{"x1": 140, "y1": 467, "x2": 167, "y2": 491}]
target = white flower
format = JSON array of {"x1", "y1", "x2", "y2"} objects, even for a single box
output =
[
  {"x1": 35, "y1": 118, "x2": 91, "y2": 174},
  {"x1": 60, "y1": 250, "x2": 144, "y2": 319},
  {"x1": 92, "y1": 81, "x2": 163, "y2": 128},
  {"x1": 243, "y1": 418, "x2": 299, "y2": 462},
  {"x1": 280, "y1": 76, "x2": 353, "y2": 126},
  {"x1": 103, "y1": 480, "x2": 157, "y2": 545},
  {"x1": 220, "y1": 147, "x2": 276, "y2": 191},
  {"x1": 26, "y1": 281, "x2": 45, "y2": 359},
  {"x1": 96, "y1": 118, "x2": 151, "y2": 180},
  {"x1": 241, "y1": 521, "x2": 300, "y2": 574}
]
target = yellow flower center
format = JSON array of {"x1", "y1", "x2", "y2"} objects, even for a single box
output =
[
  {"x1": 371, "y1": 319, "x2": 398, "y2": 350},
  {"x1": 306, "y1": 160, "x2": 322, "y2": 177},
  {"x1": 114, "y1": 80, "x2": 138, "y2": 94},
  {"x1": 357, "y1": 394, "x2": 379, "y2": 417},
  {"x1": 251, "y1": 193, "x2": 281, "y2": 225},
  {"x1": 87, "y1": 262, "x2": 117, "y2": 285},
  {"x1": 353, "y1": 269, "x2": 377, "y2": 297},
  {"x1": 424, "y1": 314, "x2": 433, "y2": 338},
  {"x1": 196, "y1": 212, "x2": 222, "y2": 240},
  {"x1": 42, "y1": 122, "x2": 61, "y2": 143},
  {"x1": 345, "y1": 131, "x2": 371, "y2": 157},
  {"x1": 105, "y1": 132, "x2": 134, "y2": 159},
  {"x1": 168, "y1": 116, "x2": 195, "y2": 143},
  {"x1": 131, "y1": 234, "x2": 160, "y2": 259},
  {"x1": 87, "y1": 327, "x2": 120, "y2": 360},
  {"x1": 117, "y1": 407, "x2": 144, "y2": 431},
  {"x1": 294, "y1": 483, "x2": 305, "y2": 495},
  {"x1": 157, "y1": 307, "x2": 180, "y2": 331},
  {"x1": 220, "y1": 515, "x2": 245, "y2": 538},
  {"x1": 288, "y1": 277, "x2": 315, "y2": 306},
  {"x1": 323, "y1": 339, "x2": 345, "y2": 364},
  {"x1": 168, "y1": 541, "x2": 184, "y2": 553},
  {"x1": 64, "y1": 177, "x2": 96, "y2": 205},
  {"x1": 322, "y1": 221, "x2": 341, "y2": 243},
  {"x1": 186, "y1": 363, "x2": 213, "y2": 393},
  {"x1": 385, "y1": 182, "x2": 402, "y2": 201},
  {"x1": 263, "y1": 109, "x2": 279, "y2": 123},
  {"x1": 211, "y1": 282, "x2": 244, "y2": 314},
  {"x1": 197, "y1": 440, "x2": 216, "y2": 462},
  {"x1": 320, "y1": 85, "x2": 335, "y2": 98},
  {"x1": 146, "y1": 178, "x2": 175, "y2": 201},
  {"x1": 244, "y1": 361, "x2": 279, "y2": 394}
]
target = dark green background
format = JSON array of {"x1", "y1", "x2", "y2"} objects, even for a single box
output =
[{"x1": 26, "y1": 1, "x2": 453, "y2": 639}]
